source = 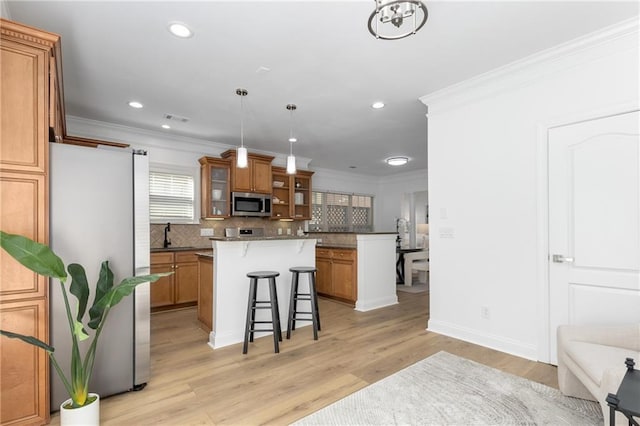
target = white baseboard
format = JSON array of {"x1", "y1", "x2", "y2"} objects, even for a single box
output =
[
  {"x1": 355, "y1": 295, "x2": 399, "y2": 312},
  {"x1": 427, "y1": 319, "x2": 538, "y2": 361}
]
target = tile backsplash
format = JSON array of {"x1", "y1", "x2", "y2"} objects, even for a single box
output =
[{"x1": 150, "y1": 218, "x2": 304, "y2": 249}]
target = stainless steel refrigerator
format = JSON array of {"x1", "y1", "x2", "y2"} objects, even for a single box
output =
[{"x1": 49, "y1": 142, "x2": 150, "y2": 409}]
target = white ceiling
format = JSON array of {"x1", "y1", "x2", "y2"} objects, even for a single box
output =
[{"x1": 5, "y1": 1, "x2": 639, "y2": 176}]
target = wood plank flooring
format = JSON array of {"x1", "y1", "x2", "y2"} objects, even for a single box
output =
[{"x1": 47, "y1": 291, "x2": 557, "y2": 425}]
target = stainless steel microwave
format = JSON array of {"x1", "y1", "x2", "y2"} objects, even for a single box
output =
[{"x1": 231, "y1": 192, "x2": 271, "y2": 217}]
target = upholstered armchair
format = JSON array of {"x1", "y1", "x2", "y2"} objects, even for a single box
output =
[{"x1": 557, "y1": 323, "x2": 640, "y2": 425}]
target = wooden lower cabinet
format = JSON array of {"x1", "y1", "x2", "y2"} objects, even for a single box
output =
[
  {"x1": 197, "y1": 256, "x2": 214, "y2": 332},
  {"x1": 315, "y1": 248, "x2": 357, "y2": 304},
  {"x1": 0, "y1": 299, "x2": 49, "y2": 425},
  {"x1": 150, "y1": 251, "x2": 200, "y2": 311}
]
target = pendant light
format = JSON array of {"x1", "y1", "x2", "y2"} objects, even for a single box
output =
[
  {"x1": 236, "y1": 88, "x2": 248, "y2": 168},
  {"x1": 286, "y1": 104, "x2": 297, "y2": 175}
]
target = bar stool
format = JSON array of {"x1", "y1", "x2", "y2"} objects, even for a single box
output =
[
  {"x1": 286, "y1": 266, "x2": 321, "y2": 340},
  {"x1": 243, "y1": 271, "x2": 282, "y2": 354}
]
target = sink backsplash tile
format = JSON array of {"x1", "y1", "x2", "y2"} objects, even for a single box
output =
[{"x1": 150, "y1": 218, "x2": 302, "y2": 249}]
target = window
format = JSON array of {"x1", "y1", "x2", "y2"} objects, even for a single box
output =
[
  {"x1": 310, "y1": 191, "x2": 374, "y2": 232},
  {"x1": 149, "y1": 170, "x2": 195, "y2": 223}
]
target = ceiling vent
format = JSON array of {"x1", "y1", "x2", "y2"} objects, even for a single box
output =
[{"x1": 163, "y1": 113, "x2": 190, "y2": 123}]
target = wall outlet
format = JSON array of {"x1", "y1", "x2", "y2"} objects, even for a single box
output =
[
  {"x1": 439, "y1": 227, "x2": 454, "y2": 239},
  {"x1": 200, "y1": 228, "x2": 214, "y2": 237},
  {"x1": 481, "y1": 306, "x2": 490, "y2": 320}
]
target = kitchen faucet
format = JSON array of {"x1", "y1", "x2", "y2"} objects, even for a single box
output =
[{"x1": 163, "y1": 222, "x2": 171, "y2": 248}]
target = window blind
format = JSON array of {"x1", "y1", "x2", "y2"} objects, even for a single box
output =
[{"x1": 149, "y1": 171, "x2": 194, "y2": 221}]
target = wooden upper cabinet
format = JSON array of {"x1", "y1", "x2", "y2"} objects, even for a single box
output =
[
  {"x1": 0, "y1": 18, "x2": 61, "y2": 173},
  {"x1": 221, "y1": 149, "x2": 274, "y2": 194},
  {"x1": 199, "y1": 156, "x2": 231, "y2": 219},
  {"x1": 270, "y1": 167, "x2": 313, "y2": 220}
]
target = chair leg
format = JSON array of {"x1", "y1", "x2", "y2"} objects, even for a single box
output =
[
  {"x1": 309, "y1": 272, "x2": 319, "y2": 340},
  {"x1": 243, "y1": 278, "x2": 257, "y2": 354},
  {"x1": 268, "y1": 277, "x2": 280, "y2": 352},
  {"x1": 287, "y1": 271, "x2": 298, "y2": 339},
  {"x1": 310, "y1": 272, "x2": 321, "y2": 332}
]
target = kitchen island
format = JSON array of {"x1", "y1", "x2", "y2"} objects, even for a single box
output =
[
  {"x1": 203, "y1": 232, "x2": 397, "y2": 350},
  {"x1": 208, "y1": 236, "x2": 317, "y2": 349}
]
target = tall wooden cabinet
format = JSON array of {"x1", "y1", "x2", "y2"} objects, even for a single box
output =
[
  {"x1": 199, "y1": 156, "x2": 231, "y2": 219},
  {"x1": 1, "y1": 18, "x2": 63, "y2": 425}
]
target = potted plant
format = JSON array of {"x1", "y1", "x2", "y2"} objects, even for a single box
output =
[{"x1": 0, "y1": 231, "x2": 171, "y2": 425}]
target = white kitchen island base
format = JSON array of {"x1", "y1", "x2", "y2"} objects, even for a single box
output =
[
  {"x1": 355, "y1": 233, "x2": 398, "y2": 312},
  {"x1": 209, "y1": 238, "x2": 316, "y2": 349}
]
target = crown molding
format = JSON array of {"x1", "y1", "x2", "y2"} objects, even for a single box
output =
[
  {"x1": 420, "y1": 17, "x2": 639, "y2": 114},
  {"x1": 66, "y1": 115, "x2": 312, "y2": 166}
]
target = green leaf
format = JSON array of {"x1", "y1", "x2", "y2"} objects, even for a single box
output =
[
  {"x1": 88, "y1": 262, "x2": 114, "y2": 330},
  {"x1": 73, "y1": 320, "x2": 89, "y2": 342},
  {"x1": 68, "y1": 264, "x2": 89, "y2": 322},
  {"x1": 0, "y1": 329, "x2": 54, "y2": 352},
  {"x1": 0, "y1": 231, "x2": 66, "y2": 281},
  {"x1": 87, "y1": 273, "x2": 171, "y2": 329}
]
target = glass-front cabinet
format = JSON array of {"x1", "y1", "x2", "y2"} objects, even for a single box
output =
[{"x1": 199, "y1": 156, "x2": 231, "y2": 218}]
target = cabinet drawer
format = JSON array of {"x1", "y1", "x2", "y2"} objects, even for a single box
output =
[
  {"x1": 151, "y1": 252, "x2": 174, "y2": 264},
  {"x1": 175, "y1": 251, "x2": 199, "y2": 263},
  {"x1": 331, "y1": 249, "x2": 356, "y2": 260},
  {"x1": 316, "y1": 248, "x2": 331, "y2": 259}
]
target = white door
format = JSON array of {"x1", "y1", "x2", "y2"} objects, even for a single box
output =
[{"x1": 548, "y1": 111, "x2": 640, "y2": 364}]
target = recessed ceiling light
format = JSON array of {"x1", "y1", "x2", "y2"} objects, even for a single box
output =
[
  {"x1": 386, "y1": 156, "x2": 409, "y2": 166},
  {"x1": 161, "y1": 124, "x2": 171, "y2": 129},
  {"x1": 128, "y1": 101, "x2": 143, "y2": 109},
  {"x1": 168, "y1": 22, "x2": 193, "y2": 38},
  {"x1": 372, "y1": 101, "x2": 385, "y2": 109}
]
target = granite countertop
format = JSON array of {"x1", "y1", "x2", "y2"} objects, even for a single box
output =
[
  {"x1": 150, "y1": 246, "x2": 211, "y2": 253},
  {"x1": 316, "y1": 243, "x2": 357, "y2": 249},
  {"x1": 195, "y1": 252, "x2": 214, "y2": 258},
  {"x1": 209, "y1": 235, "x2": 311, "y2": 242},
  {"x1": 307, "y1": 232, "x2": 397, "y2": 235}
]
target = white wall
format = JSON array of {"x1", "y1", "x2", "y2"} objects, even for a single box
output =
[
  {"x1": 420, "y1": 18, "x2": 639, "y2": 360},
  {"x1": 376, "y1": 170, "x2": 428, "y2": 231}
]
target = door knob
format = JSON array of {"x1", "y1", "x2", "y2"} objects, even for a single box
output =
[{"x1": 552, "y1": 254, "x2": 574, "y2": 263}]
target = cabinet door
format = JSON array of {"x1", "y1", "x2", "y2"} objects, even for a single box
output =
[
  {"x1": 0, "y1": 299, "x2": 49, "y2": 425},
  {"x1": 200, "y1": 158, "x2": 230, "y2": 218},
  {"x1": 332, "y1": 258, "x2": 356, "y2": 302},
  {"x1": 252, "y1": 159, "x2": 272, "y2": 194},
  {"x1": 175, "y1": 254, "x2": 198, "y2": 304},
  {"x1": 232, "y1": 162, "x2": 252, "y2": 192},
  {"x1": 0, "y1": 39, "x2": 49, "y2": 173},
  {"x1": 0, "y1": 172, "x2": 48, "y2": 301},
  {"x1": 150, "y1": 263, "x2": 174, "y2": 308},
  {"x1": 315, "y1": 256, "x2": 332, "y2": 296}
]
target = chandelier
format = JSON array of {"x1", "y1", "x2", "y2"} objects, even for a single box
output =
[{"x1": 368, "y1": 0, "x2": 428, "y2": 40}]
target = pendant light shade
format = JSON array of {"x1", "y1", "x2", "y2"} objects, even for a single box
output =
[
  {"x1": 237, "y1": 146, "x2": 248, "y2": 168},
  {"x1": 286, "y1": 104, "x2": 297, "y2": 175},
  {"x1": 286, "y1": 154, "x2": 296, "y2": 174},
  {"x1": 236, "y1": 88, "x2": 249, "y2": 168}
]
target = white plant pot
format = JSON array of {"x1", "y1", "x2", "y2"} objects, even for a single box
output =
[{"x1": 60, "y1": 393, "x2": 100, "y2": 426}]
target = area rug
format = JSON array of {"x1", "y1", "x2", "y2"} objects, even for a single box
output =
[
  {"x1": 396, "y1": 283, "x2": 428, "y2": 294},
  {"x1": 293, "y1": 351, "x2": 602, "y2": 425}
]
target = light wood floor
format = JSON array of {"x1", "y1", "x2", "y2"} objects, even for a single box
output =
[{"x1": 48, "y1": 290, "x2": 557, "y2": 425}]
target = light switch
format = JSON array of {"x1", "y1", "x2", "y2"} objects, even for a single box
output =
[{"x1": 439, "y1": 227, "x2": 454, "y2": 239}]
